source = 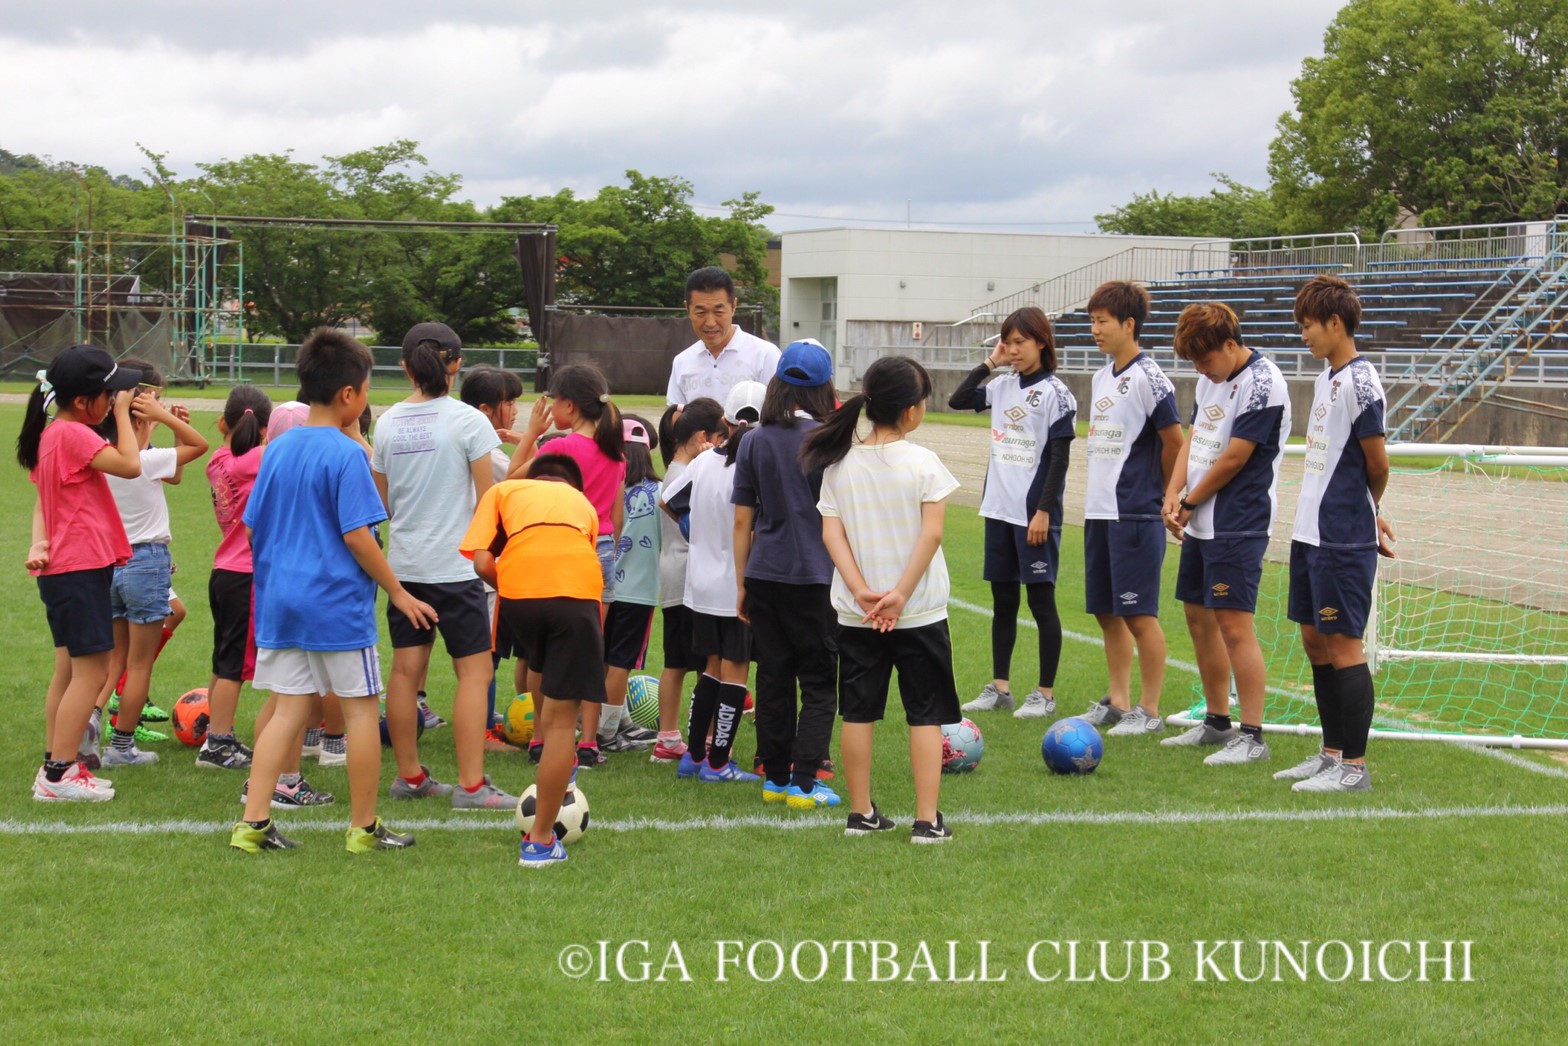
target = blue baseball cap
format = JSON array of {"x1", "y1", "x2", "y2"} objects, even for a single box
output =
[{"x1": 777, "y1": 339, "x2": 833, "y2": 388}]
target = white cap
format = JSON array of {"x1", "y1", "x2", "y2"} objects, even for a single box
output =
[{"x1": 723, "y1": 380, "x2": 767, "y2": 424}]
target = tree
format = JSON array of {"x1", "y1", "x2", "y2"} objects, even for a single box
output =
[
  {"x1": 1268, "y1": 0, "x2": 1568, "y2": 234},
  {"x1": 1095, "y1": 174, "x2": 1278, "y2": 238}
]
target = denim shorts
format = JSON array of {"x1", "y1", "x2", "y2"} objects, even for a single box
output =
[
  {"x1": 109, "y1": 543, "x2": 173, "y2": 624},
  {"x1": 596, "y1": 535, "x2": 617, "y2": 604}
]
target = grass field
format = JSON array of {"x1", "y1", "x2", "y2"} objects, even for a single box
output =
[{"x1": 3, "y1": 401, "x2": 1568, "y2": 1042}]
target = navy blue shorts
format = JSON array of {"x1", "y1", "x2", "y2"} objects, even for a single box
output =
[
  {"x1": 1174, "y1": 535, "x2": 1269, "y2": 612},
  {"x1": 38, "y1": 566, "x2": 116, "y2": 657},
  {"x1": 1084, "y1": 519, "x2": 1166, "y2": 617},
  {"x1": 603, "y1": 600, "x2": 655, "y2": 670},
  {"x1": 1287, "y1": 541, "x2": 1376, "y2": 637},
  {"x1": 983, "y1": 516, "x2": 1060, "y2": 585}
]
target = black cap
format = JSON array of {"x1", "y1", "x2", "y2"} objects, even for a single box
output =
[
  {"x1": 402, "y1": 322, "x2": 462, "y2": 359},
  {"x1": 46, "y1": 345, "x2": 140, "y2": 399}
]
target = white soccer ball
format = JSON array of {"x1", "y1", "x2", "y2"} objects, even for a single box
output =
[{"x1": 515, "y1": 783, "x2": 591, "y2": 844}]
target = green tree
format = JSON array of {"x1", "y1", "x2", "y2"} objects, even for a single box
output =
[
  {"x1": 1268, "y1": 0, "x2": 1568, "y2": 234},
  {"x1": 1095, "y1": 174, "x2": 1278, "y2": 238}
]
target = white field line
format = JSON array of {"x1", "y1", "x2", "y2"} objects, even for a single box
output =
[
  {"x1": 946, "y1": 597, "x2": 1568, "y2": 780},
  {"x1": 3, "y1": 803, "x2": 1568, "y2": 837}
]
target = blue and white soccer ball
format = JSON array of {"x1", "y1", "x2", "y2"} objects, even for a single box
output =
[
  {"x1": 1042, "y1": 718, "x2": 1103, "y2": 775},
  {"x1": 626, "y1": 675, "x2": 661, "y2": 729},
  {"x1": 940, "y1": 718, "x2": 984, "y2": 773}
]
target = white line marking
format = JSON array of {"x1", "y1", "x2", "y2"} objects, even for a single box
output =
[{"x1": 3, "y1": 803, "x2": 1567, "y2": 837}]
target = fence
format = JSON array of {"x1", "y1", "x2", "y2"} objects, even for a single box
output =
[{"x1": 202, "y1": 342, "x2": 538, "y2": 388}]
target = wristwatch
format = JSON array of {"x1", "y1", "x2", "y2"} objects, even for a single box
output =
[{"x1": 1178, "y1": 498, "x2": 1198, "y2": 513}]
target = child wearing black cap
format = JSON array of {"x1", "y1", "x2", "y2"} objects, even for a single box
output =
[{"x1": 18, "y1": 345, "x2": 145, "y2": 802}]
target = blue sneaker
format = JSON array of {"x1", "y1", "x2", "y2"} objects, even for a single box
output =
[
  {"x1": 676, "y1": 752, "x2": 702, "y2": 779},
  {"x1": 786, "y1": 781, "x2": 842, "y2": 810},
  {"x1": 762, "y1": 780, "x2": 789, "y2": 804},
  {"x1": 698, "y1": 759, "x2": 761, "y2": 783},
  {"x1": 518, "y1": 834, "x2": 567, "y2": 868}
]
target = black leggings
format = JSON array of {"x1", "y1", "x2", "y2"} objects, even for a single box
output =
[{"x1": 991, "y1": 581, "x2": 1062, "y2": 688}]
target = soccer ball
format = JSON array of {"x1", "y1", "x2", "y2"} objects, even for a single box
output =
[
  {"x1": 516, "y1": 782, "x2": 591, "y2": 844},
  {"x1": 172, "y1": 688, "x2": 210, "y2": 747},
  {"x1": 940, "y1": 718, "x2": 984, "y2": 773},
  {"x1": 626, "y1": 676, "x2": 660, "y2": 729},
  {"x1": 378, "y1": 703, "x2": 426, "y2": 746},
  {"x1": 502, "y1": 694, "x2": 536, "y2": 746},
  {"x1": 1042, "y1": 718, "x2": 1104, "y2": 775}
]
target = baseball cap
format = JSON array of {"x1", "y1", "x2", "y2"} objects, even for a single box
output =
[
  {"x1": 723, "y1": 380, "x2": 767, "y2": 424},
  {"x1": 44, "y1": 345, "x2": 141, "y2": 400},
  {"x1": 623, "y1": 417, "x2": 651, "y2": 446},
  {"x1": 777, "y1": 338, "x2": 833, "y2": 387},
  {"x1": 402, "y1": 321, "x2": 462, "y2": 359}
]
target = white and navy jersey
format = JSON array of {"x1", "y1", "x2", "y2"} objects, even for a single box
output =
[
  {"x1": 973, "y1": 371, "x2": 1077, "y2": 527},
  {"x1": 1084, "y1": 353, "x2": 1180, "y2": 521},
  {"x1": 1293, "y1": 357, "x2": 1386, "y2": 549},
  {"x1": 1185, "y1": 350, "x2": 1291, "y2": 540}
]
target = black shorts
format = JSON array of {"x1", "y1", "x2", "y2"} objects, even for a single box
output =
[
  {"x1": 209, "y1": 568, "x2": 255, "y2": 681},
  {"x1": 690, "y1": 610, "x2": 751, "y2": 664},
  {"x1": 837, "y1": 620, "x2": 961, "y2": 727},
  {"x1": 498, "y1": 596, "x2": 607, "y2": 703},
  {"x1": 37, "y1": 566, "x2": 115, "y2": 657},
  {"x1": 603, "y1": 600, "x2": 655, "y2": 670},
  {"x1": 661, "y1": 605, "x2": 707, "y2": 671},
  {"x1": 387, "y1": 579, "x2": 492, "y2": 658},
  {"x1": 492, "y1": 598, "x2": 525, "y2": 661}
]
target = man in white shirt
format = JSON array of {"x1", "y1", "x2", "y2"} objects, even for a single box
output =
[{"x1": 665, "y1": 266, "x2": 780, "y2": 406}]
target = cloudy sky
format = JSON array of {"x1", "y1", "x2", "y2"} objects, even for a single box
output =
[{"x1": 3, "y1": 1, "x2": 1346, "y2": 232}]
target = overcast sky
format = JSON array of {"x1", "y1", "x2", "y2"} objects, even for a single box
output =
[{"x1": 2, "y1": 1, "x2": 1346, "y2": 232}]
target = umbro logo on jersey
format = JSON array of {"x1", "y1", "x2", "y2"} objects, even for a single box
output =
[
  {"x1": 1119, "y1": 591, "x2": 1139, "y2": 604},
  {"x1": 1095, "y1": 396, "x2": 1115, "y2": 412},
  {"x1": 1319, "y1": 606, "x2": 1340, "y2": 621},
  {"x1": 1203, "y1": 404, "x2": 1226, "y2": 421},
  {"x1": 1211, "y1": 583, "x2": 1231, "y2": 597},
  {"x1": 1314, "y1": 404, "x2": 1328, "y2": 420},
  {"x1": 1004, "y1": 406, "x2": 1027, "y2": 422}
]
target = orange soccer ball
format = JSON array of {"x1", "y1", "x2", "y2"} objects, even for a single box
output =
[{"x1": 173, "y1": 688, "x2": 210, "y2": 747}]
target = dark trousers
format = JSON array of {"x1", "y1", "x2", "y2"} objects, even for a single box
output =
[{"x1": 746, "y1": 578, "x2": 838, "y2": 786}]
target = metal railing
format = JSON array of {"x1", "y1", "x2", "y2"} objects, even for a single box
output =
[
  {"x1": 200, "y1": 342, "x2": 538, "y2": 387},
  {"x1": 968, "y1": 245, "x2": 1228, "y2": 320}
]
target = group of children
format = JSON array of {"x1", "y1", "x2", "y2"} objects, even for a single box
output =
[{"x1": 18, "y1": 270, "x2": 1391, "y2": 865}]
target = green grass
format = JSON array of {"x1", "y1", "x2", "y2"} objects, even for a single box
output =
[{"x1": 3, "y1": 403, "x2": 1568, "y2": 1040}]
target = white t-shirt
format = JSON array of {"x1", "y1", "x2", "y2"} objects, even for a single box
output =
[
  {"x1": 1084, "y1": 353, "x2": 1181, "y2": 521},
  {"x1": 666, "y1": 328, "x2": 781, "y2": 406},
  {"x1": 658, "y1": 459, "x2": 690, "y2": 609},
  {"x1": 662, "y1": 449, "x2": 740, "y2": 616},
  {"x1": 370, "y1": 396, "x2": 499, "y2": 583},
  {"x1": 1294, "y1": 357, "x2": 1386, "y2": 549},
  {"x1": 817, "y1": 441, "x2": 959, "y2": 630},
  {"x1": 978, "y1": 371, "x2": 1077, "y2": 526},
  {"x1": 1185, "y1": 350, "x2": 1291, "y2": 541},
  {"x1": 107, "y1": 447, "x2": 179, "y2": 545},
  {"x1": 486, "y1": 446, "x2": 511, "y2": 485}
]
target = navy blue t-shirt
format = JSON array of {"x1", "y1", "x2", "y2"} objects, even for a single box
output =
[{"x1": 731, "y1": 420, "x2": 834, "y2": 586}]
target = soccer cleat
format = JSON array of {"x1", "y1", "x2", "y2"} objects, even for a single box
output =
[
  {"x1": 1106, "y1": 706, "x2": 1164, "y2": 737},
  {"x1": 270, "y1": 776, "x2": 336, "y2": 807},
  {"x1": 576, "y1": 744, "x2": 606, "y2": 768},
  {"x1": 697, "y1": 759, "x2": 761, "y2": 783},
  {"x1": 484, "y1": 727, "x2": 521, "y2": 754},
  {"x1": 1292, "y1": 760, "x2": 1372, "y2": 793},
  {"x1": 816, "y1": 758, "x2": 835, "y2": 781},
  {"x1": 229, "y1": 820, "x2": 300, "y2": 853},
  {"x1": 451, "y1": 777, "x2": 519, "y2": 811},
  {"x1": 910, "y1": 812, "x2": 954, "y2": 844},
  {"x1": 1203, "y1": 734, "x2": 1271, "y2": 766},
  {"x1": 616, "y1": 719, "x2": 659, "y2": 746},
  {"x1": 786, "y1": 782, "x2": 842, "y2": 810},
  {"x1": 845, "y1": 804, "x2": 896, "y2": 836},
  {"x1": 676, "y1": 751, "x2": 703, "y2": 779},
  {"x1": 1160, "y1": 722, "x2": 1238, "y2": 747},
  {"x1": 346, "y1": 818, "x2": 416, "y2": 853},
  {"x1": 302, "y1": 727, "x2": 324, "y2": 759},
  {"x1": 102, "y1": 743, "x2": 159, "y2": 766},
  {"x1": 598, "y1": 729, "x2": 641, "y2": 753},
  {"x1": 140, "y1": 701, "x2": 170, "y2": 723},
  {"x1": 650, "y1": 739, "x2": 689, "y2": 764},
  {"x1": 33, "y1": 763, "x2": 114, "y2": 803},
  {"x1": 1274, "y1": 751, "x2": 1339, "y2": 782},
  {"x1": 762, "y1": 780, "x2": 789, "y2": 804},
  {"x1": 518, "y1": 833, "x2": 568, "y2": 868},
  {"x1": 1013, "y1": 692, "x2": 1056, "y2": 719},
  {"x1": 417, "y1": 693, "x2": 447, "y2": 731},
  {"x1": 1076, "y1": 695, "x2": 1124, "y2": 726},
  {"x1": 390, "y1": 767, "x2": 453, "y2": 800},
  {"x1": 318, "y1": 735, "x2": 347, "y2": 767},
  {"x1": 962, "y1": 683, "x2": 1015, "y2": 713},
  {"x1": 195, "y1": 738, "x2": 252, "y2": 771}
]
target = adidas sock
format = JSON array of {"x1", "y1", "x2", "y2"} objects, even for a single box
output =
[
  {"x1": 686, "y1": 673, "x2": 720, "y2": 762},
  {"x1": 1309, "y1": 662, "x2": 1343, "y2": 751},
  {"x1": 111, "y1": 728, "x2": 136, "y2": 752},
  {"x1": 1335, "y1": 663, "x2": 1376, "y2": 761},
  {"x1": 1240, "y1": 723, "x2": 1264, "y2": 742},
  {"x1": 1204, "y1": 713, "x2": 1232, "y2": 733},
  {"x1": 44, "y1": 759, "x2": 71, "y2": 783},
  {"x1": 709, "y1": 683, "x2": 747, "y2": 768}
]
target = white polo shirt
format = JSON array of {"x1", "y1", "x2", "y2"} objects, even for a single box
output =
[{"x1": 666, "y1": 328, "x2": 781, "y2": 406}]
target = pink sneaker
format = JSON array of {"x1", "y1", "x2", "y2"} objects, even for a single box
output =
[
  {"x1": 649, "y1": 738, "x2": 688, "y2": 764},
  {"x1": 33, "y1": 763, "x2": 114, "y2": 802}
]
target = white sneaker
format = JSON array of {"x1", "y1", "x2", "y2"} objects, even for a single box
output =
[
  {"x1": 33, "y1": 763, "x2": 114, "y2": 802},
  {"x1": 1273, "y1": 751, "x2": 1337, "y2": 781},
  {"x1": 318, "y1": 734, "x2": 347, "y2": 767},
  {"x1": 1203, "y1": 733, "x2": 1271, "y2": 766},
  {"x1": 1106, "y1": 706, "x2": 1164, "y2": 737},
  {"x1": 1160, "y1": 722, "x2": 1237, "y2": 747},
  {"x1": 962, "y1": 684, "x2": 1015, "y2": 713},
  {"x1": 1013, "y1": 692, "x2": 1056, "y2": 719},
  {"x1": 1292, "y1": 760, "x2": 1372, "y2": 793},
  {"x1": 1076, "y1": 696, "x2": 1124, "y2": 726}
]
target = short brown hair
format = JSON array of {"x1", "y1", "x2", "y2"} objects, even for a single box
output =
[
  {"x1": 999, "y1": 306, "x2": 1058, "y2": 372},
  {"x1": 1293, "y1": 275, "x2": 1361, "y2": 336},
  {"x1": 1173, "y1": 302, "x2": 1241, "y2": 360},
  {"x1": 1086, "y1": 281, "x2": 1151, "y2": 340}
]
